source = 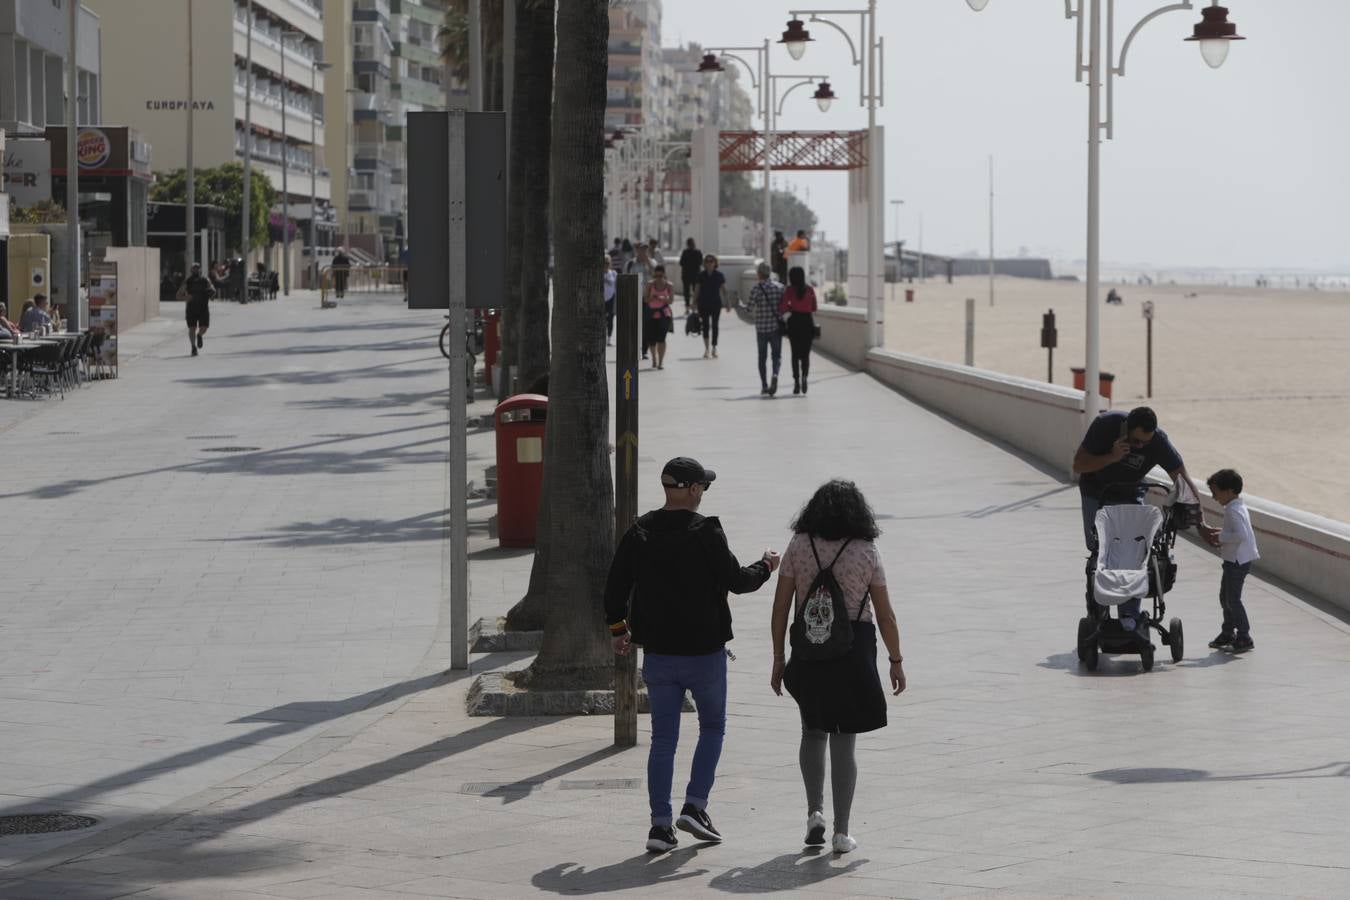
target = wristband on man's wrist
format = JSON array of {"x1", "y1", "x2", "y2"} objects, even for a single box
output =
[
  {"x1": 609, "y1": 619, "x2": 629, "y2": 635},
  {"x1": 889, "y1": 656, "x2": 903, "y2": 664}
]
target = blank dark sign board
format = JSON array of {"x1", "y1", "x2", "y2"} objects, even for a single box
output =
[{"x1": 407, "y1": 111, "x2": 506, "y2": 309}]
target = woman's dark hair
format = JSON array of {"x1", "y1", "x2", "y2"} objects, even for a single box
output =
[
  {"x1": 653, "y1": 265, "x2": 666, "y2": 275},
  {"x1": 622, "y1": 239, "x2": 634, "y2": 253},
  {"x1": 686, "y1": 237, "x2": 696, "y2": 248},
  {"x1": 788, "y1": 266, "x2": 807, "y2": 293},
  {"x1": 791, "y1": 479, "x2": 881, "y2": 541}
]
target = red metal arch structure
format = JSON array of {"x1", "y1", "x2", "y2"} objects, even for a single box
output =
[
  {"x1": 657, "y1": 129, "x2": 868, "y2": 194},
  {"x1": 719, "y1": 130, "x2": 869, "y2": 172}
]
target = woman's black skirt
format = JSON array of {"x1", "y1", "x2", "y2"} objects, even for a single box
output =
[
  {"x1": 643, "y1": 313, "x2": 668, "y2": 348},
  {"x1": 784, "y1": 621, "x2": 887, "y2": 734}
]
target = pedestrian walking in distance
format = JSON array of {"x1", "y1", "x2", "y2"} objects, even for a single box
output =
[
  {"x1": 603, "y1": 254, "x2": 617, "y2": 346},
  {"x1": 178, "y1": 262, "x2": 216, "y2": 357},
  {"x1": 747, "y1": 263, "x2": 785, "y2": 396},
  {"x1": 695, "y1": 255, "x2": 728, "y2": 358},
  {"x1": 331, "y1": 247, "x2": 352, "y2": 299},
  {"x1": 679, "y1": 238, "x2": 703, "y2": 311},
  {"x1": 605, "y1": 457, "x2": 780, "y2": 855},
  {"x1": 779, "y1": 266, "x2": 818, "y2": 394},
  {"x1": 644, "y1": 265, "x2": 675, "y2": 369},
  {"x1": 771, "y1": 230, "x2": 789, "y2": 284},
  {"x1": 770, "y1": 479, "x2": 906, "y2": 855}
]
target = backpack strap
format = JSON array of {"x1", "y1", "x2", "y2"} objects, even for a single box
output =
[
  {"x1": 806, "y1": 535, "x2": 852, "y2": 572},
  {"x1": 855, "y1": 589, "x2": 871, "y2": 622}
]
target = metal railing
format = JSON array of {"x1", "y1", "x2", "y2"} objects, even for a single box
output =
[{"x1": 319, "y1": 265, "x2": 407, "y2": 305}]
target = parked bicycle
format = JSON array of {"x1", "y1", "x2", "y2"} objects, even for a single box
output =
[{"x1": 440, "y1": 312, "x2": 486, "y2": 393}]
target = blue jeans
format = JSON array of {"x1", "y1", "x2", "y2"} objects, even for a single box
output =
[
  {"x1": 1220, "y1": 561, "x2": 1252, "y2": 637},
  {"x1": 756, "y1": 331, "x2": 782, "y2": 388},
  {"x1": 643, "y1": 649, "x2": 727, "y2": 827}
]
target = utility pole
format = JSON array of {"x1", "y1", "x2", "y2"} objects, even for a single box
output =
[
  {"x1": 987, "y1": 154, "x2": 994, "y2": 307},
  {"x1": 241, "y1": 0, "x2": 252, "y2": 270},
  {"x1": 185, "y1": 0, "x2": 197, "y2": 274},
  {"x1": 614, "y1": 273, "x2": 640, "y2": 747},
  {"x1": 64, "y1": 0, "x2": 81, "y2": 330},
  {"x1": 280, "y1": 37, "x2": 290, "y2": 296}
]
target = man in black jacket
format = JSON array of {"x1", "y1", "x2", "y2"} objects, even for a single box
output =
[
  {"x1": 605, "y1": 457, "x2": 779, "y2": 854},
  {"x1": 678, "y1": 238, "x2": 702, "y2": 311}
]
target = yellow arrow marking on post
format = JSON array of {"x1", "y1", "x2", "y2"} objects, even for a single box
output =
[
  {"x1": 623, "y1": 369, "x2": 633, "y2": 401},
  {"x1": 618, "y1": 431, "x2": 638, "y2": 475}
]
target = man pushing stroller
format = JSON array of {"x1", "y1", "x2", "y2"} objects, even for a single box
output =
[{"x1": 1072, "y1": 407, "x2": 1212, "y2": 630}]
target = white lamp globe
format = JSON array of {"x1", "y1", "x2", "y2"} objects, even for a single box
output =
[{"x1": 1199, "y1": 38, "x2": 1230, "y2": 68}]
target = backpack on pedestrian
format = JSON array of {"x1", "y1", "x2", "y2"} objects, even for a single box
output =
[
  {"x1": 789, "y1": 537, "x2": 869, "y2": 661},
  {"x1": 685, "y1": 311, "x2": 702, "y2": 336}
]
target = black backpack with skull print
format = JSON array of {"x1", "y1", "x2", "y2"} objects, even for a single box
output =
[{"x1": 789, "y1": 537, "x2": 870, "y2": 662}]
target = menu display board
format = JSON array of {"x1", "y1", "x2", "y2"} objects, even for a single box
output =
[{"x1": 88, "y1": 260, "x2": 119, "y2": 377}]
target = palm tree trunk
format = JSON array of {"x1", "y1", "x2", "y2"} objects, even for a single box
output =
[
  {"x1": 510, "y1": 0, "x2": 612, "y2": 690},
  {"x1": 514, "y1": 0, "x2": 554, "y2": 391}
]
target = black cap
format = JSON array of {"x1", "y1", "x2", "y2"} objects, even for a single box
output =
[{"x1": 661, "y1": 457, "x2": 716, "y2": 489}]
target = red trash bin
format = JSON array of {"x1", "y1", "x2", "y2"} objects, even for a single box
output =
[
  {"x1": 495, "y1": 393, "x2": 547, "y2": 548},
  {"x1": 1070, "y1": 367, "x2": 1114, "y2": 402}
]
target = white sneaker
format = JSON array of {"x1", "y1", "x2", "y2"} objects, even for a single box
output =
[
  {"x1": 712, "y1": 347, "x2": 718, "y2": 358},
  {"x1": 804, "y1": 811, "x2": 827, "y2": 846},
  {"x1": 832, "y1": 833, "x2": 857, "y2": 854}
]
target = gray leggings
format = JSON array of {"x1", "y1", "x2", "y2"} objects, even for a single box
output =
[{"x1": 799, "y1": 729, "x2": 858, "y2": 835}]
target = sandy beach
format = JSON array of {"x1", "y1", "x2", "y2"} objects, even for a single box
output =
[{"x1": 880, "y1": 276, "x2": 1350, "y2": 523}]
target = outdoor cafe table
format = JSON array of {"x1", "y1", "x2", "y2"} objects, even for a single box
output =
[{"x1": 3, "y1": 338, "x2": 59, "y2": 398}]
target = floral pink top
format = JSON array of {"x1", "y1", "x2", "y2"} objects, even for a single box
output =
[{"x1": 779, "y1": 534, "x2": 886, "y2": 623}]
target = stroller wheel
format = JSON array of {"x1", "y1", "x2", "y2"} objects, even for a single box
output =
[
  {"x1": 1169, "y1": 617, "x2": 1184, "y2": 663},
  {"x1": 1140, "y1": 643, "x2": 1154, "y2": 672},
  {"x1": 1077, "y1": 617, "x2": 1099, "y2": 671}
]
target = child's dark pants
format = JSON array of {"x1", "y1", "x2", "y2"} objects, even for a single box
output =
[{"x1": 1219, "y1": 561, "x2": 1252, "y2": 637}]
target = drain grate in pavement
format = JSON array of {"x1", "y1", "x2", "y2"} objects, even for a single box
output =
[
  {"x1": 201, "y1": 446, "x2": 262, "y2": 453},
  {"x1": 460, "y1": 781, "x2": 545, "y2": 796},
  {"x1": 0, "y1": 814, "x2": 99, "y2": 837},
  {"x1": 559, "y1": 778, "x2": 641, "y2": 791},
  {"x1": 47, "y1": 431, "x2": 80, "y2": 435},
  {"x1": 186, "y1": 435, "x2": 238, "y2": 440}
]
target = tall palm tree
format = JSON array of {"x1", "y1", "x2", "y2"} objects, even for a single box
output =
[{"x1": 510, "y1": 0, "x2": 613, "y2": 689}]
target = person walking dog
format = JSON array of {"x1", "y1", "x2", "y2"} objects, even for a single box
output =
[{"x1": 605, "y1": 458, "x2": 780, "y2": 854}]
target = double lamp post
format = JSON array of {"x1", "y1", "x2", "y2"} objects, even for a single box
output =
[{"x1": 964, "y1": 0, "x2": 1245, "y2": 424}]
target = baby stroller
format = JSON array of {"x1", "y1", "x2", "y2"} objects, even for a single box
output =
[{"x1": 1078, "y1": 483, "x2": 1199, "y2": 672}]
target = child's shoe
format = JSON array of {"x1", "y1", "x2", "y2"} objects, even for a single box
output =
[
  {"x1": 1208, "y1": 632, "x2": 1234, "y2": 649},
  {"x1": 1232, "y1": 635, "x2": 1254, "y2": 653}
]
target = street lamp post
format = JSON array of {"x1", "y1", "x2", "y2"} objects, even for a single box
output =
[
  {"x1": 964, "y1": 0, "x2": 1244, "y2": 424},
  {"x1": 310, "y1": 60, "x2": 332, "y2": 290},
  {"x1": 890, "y1": 197, "x2": 903, "y2": 291},
  {"x1": 783, "y1": 1, "x2": 884, "y2": 348},
  {"x1": 241, "y1": 0, "x2": 252, "y2": 269}
]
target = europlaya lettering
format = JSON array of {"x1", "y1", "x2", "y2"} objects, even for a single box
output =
[{"x1": 145, "y1": 100, "x2": 217, "y2": 111}]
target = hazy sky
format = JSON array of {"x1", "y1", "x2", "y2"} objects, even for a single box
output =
[{"x1": 660, "y1": 1, "x2": 1349, "y2": 271}]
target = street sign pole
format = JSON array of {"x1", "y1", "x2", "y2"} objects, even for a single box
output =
[
  {"x1": 964, "y1": 298, "x2": 975, "y2": 367},
  {"x1": 614, "y1": 273, "x2": 640, "y2": 748},
  {"x1": 447, "y1": 111, "x2": 469, "y2": 670},
  {"x1": 1143, "y1": 301, "x2": 1155, "y2": 398}
]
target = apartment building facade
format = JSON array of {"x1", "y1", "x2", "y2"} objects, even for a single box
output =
[
  {"x1": 0, "y1": 0, "x2": 101, "y2": 139},
  {"x1": 88, "y1": 0, "x2": 332, "y2": 257}
]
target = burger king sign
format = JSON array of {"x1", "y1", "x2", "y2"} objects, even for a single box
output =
[{"x1": 77, "y1": 128, "x2": 112, "y2": 170}]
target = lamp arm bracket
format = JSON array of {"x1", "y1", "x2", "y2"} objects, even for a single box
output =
[
  {"x1": 773, "y1": 75, "x2": 830, "y2": 117},
  {"x1": 875, "y1": 35, "x2": 884, "y2": 107},
  {"x1": 1114, "y1": 0, "x2": 1193, "y2": 77},
  {"x1": 710, "y1": 48, "x2": 763, "y2": 93},
  {"x1": 792, "y1": 10, "x2": 865, "y2": 66},
  {"x1": 1072, "y1": 0, "x2": 1086, "y2": 82}
]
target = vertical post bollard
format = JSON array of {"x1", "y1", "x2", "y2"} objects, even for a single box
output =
[
  {"x1": 614, "y1": 273, "x2": 640, "y2": 748},
  {"x1": 1142, "y1": 301, "x2": 1155, "y2": 398},
  {"x1": 1042, "y1": 309, "x2": 1057, "y2": 384},
  {"x1": 964, "y1": 298, "x2": 975, "y2": 367}
]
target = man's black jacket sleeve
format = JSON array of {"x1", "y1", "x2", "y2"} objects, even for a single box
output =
[
  {"x1": 702, "y1": 517, "x2": 771, "y2": 594},
  {"x1": 604, "y1": 526, "x2": 638, "y2": 632}
]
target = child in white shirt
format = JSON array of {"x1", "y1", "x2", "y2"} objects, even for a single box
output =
[{"x1": 1199, "y1": 469, "x2": 1259, "y2": 652}]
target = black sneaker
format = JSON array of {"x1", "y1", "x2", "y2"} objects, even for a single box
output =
[
  {"x1": 769, "y1": 376, "x2": 778, "y2": 396},
  {"x1": 197, "y1": 334, "x2": 204, "y2": 349},
  {"x1": 1208, "y1": 632, "x2": 1234, "y2": 649},
  {"x1": 1232, "y1": 635, "x2": 1255, "y2": 653},
  {"x1": 646, "y1": 825, "x2": 678, "y2": 854},
  {"x1": 676, "y1": 803, "x2": 722, "y2": 843},
  {"x1": 190, "y1": 345, "x2": 198, "y2": 357}
]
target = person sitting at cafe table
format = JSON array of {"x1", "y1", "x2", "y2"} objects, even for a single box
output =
[
  {"x1": 20, "y1": 295, "x2": 54, "y2": 333},
  {"x1": 0, "y1": 303, "x2": 21, "y2": 338}
]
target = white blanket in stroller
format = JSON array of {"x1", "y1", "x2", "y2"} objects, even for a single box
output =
[{"x1": 1093, "y1": 505, "x2": 1163, "y2": 604}]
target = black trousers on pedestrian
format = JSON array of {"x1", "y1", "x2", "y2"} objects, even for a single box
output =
[
  {"x1": 788, "y1": 312, "x2": 815, "y2": 380},
  {"x1": 699, "y1": 306, "x2": 721, "y2": 347},
  {"x1": 681, "y1": 275, "x2": 697, "y2": 307}
]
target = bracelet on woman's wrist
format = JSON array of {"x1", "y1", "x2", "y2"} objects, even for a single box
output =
[{"x1": 889, "y1": 656, "x2": 903, "y2": 664}]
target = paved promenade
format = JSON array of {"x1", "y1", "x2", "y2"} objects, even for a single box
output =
[{"x1": 2, "y1": 293, "x2": 1349, "y2": 898}]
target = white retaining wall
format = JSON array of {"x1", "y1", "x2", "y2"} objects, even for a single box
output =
[{"x1": 811, "y1": 307, "x2": 1350, "y2": 614}]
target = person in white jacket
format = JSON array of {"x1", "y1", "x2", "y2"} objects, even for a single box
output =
[{"x1": 1199, "y1": 469, "x2": 1259, "y2": 652}]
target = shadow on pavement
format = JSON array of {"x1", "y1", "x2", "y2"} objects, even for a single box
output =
[
  {"x1": 532, "y1": 848, "x2": 708, "y2": 894},
  {"x1": 1039, "y1": 651, "x2": 1152, "y2": 677},
  {"x1": 227, "y1": 320, "x2": 423, "y2": 340},
  {"x1": 707, "y1": 848, "x2": 867, "y2": 893},
  {"x1": 213, "y1": 501, "x2": 492, "y2": 547}
]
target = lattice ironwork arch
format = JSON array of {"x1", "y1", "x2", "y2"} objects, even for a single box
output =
[{"x1": 718, "y1": 130, "x2": 868, "y2": 172}]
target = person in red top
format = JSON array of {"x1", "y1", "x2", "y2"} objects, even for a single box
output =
[{"x1": 777, "y1": 266, "x2": 818, "y2": 394}]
